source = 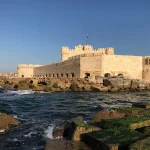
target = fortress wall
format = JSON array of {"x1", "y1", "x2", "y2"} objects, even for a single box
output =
[
  {"x1": 101, "y1": 55, "x2": 143, "y2": 79},
  {"x1": 17, "y1": 64, "x2": 41, "y2": 78},
  {"x1": 80, "y1": 56, "x2": 102, "y2": 78},
  {"x1": 142, "y1": 56, "x2": 150, "y2": 81},
  {"x1": 33, "y1": 58, "x2": 80, "y2": 78},
  {"x1": 61, "y1": 45, "x2": 114, "y2": 61}
]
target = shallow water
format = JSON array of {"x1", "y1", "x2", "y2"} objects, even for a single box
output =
[{"x1": 0, "y1": 90, "x2": 150, "y2": 150}]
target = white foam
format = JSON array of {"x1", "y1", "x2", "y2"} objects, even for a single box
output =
[
  {"x1": 0, "y1": 130, "x2": 5, "y2": 133},
  {"x1": 44, "y1": 125, "x2": 54, "y2": 139},
  {"x1": 8, "y1": 90, "x2": 35, "y2": 95},
  {"x1": 24, "y1": 131, "x2": 37, "y2": 138}
]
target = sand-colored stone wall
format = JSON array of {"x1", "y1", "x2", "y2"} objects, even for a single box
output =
[
  {"x1": 33, "y1": 58, "x2": 80, "y2": 78},
  {"x1": 80, "y1": 56, "x2": 102, "y2": 78},
  {"x1": 61, "y1": 44, "x2": 114, "y2": 61},
  {"x1": 143, "y1": 56, "x2": 150, "y2": 81},
  {"x1": 17, "y1": 64, "x2": 41, "y2": 78},
  {"x1": 101, "y1": 55, "x2": 143, "y2": 79}
]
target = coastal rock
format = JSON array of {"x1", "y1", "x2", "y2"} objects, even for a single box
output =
[
  {"x1": 131, "y1": 79, "x2": 139, "y2": 89},
  {"x1": 45, "y1": 139, "x2": 91, "y2": 150},
  {"x1": 52, "y1": 128, "x2": 64, "y2": 138},
  {"x1": 129, "y1": 137, "x2": 150, "y2": 150},
  {"x1": 90, "y1": 110, "x2": 125, "y2": 126},
  {"x1": 0, "y1": 113, "x2": 21, "y2": 132},
  {"x1": 123, "y1": 79, "x2": 131, "y2": 89},
  {"x1": 95, "y1": 76, "x2": 103, "y2": 84}
]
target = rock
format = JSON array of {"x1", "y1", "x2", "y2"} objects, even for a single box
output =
[
  {"x1": 109, "y1": 87, "x2": 119, "y2": 92},
  {"x1": 131, "y1": 79, "x2": 139, "y2": 89},
  {"x1": 132, "y1": 102, "x2": 150, "y2": 109},
  {"x1": 138, "y1": 80, "x2": 146, "y2": 89},
  {"x1": 52, "y1": 128, "x2": 64, "y2": 138},
  {"x1": 95, "y1": 76, "x2": 103, "y2": 84},
  {"x1": 102, "y1": 116, "x2": 150, "y2": 130},
  {"x1": 63, "y1": 116, "x2": 100, "y2": 141},
  {"x1": 45, "y1": 138, "x2": 91, "y2": 150},
  {"x1": 91, "y1": 110, "x2": 125, "y2": 126},
  {"x1": 129, "y1": 137, "x2": 150, "y2": 150},
  {"x1": 88, "y1": 76, "x2": 96, "y2": 83},
  {"x1": 81, "y1": 129, "x2": 144, "y2": 150},
  {"x1": 0, "y1": 86, "x2": 5, "y2": 93},
  {"x1": 103, "y1": 79, "x2": 112, "y2": 87},
  {"x1": 123, "y1": 79, "x2": 131, "y2": 89},
  {"x1": 0, "y1": 113, "x2": 21, "y2": 132}
]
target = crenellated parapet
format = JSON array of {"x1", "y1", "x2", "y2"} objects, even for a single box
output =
[
  {"x1": 61, "y1": 44, "x2": 114, "y2": 61},
  {"x1": 17, "y1": 64, "x2": 41, "y2": 69}
]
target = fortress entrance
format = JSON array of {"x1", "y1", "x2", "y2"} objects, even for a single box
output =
[{"x1": 85, "y1": 73, "x2": 90, "y2": 78}]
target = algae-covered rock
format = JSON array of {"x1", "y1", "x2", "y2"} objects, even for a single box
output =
[
  {"x1": 102, "y1": 116, "x2": 150, "y2": 130},
  {"x1": 0, "y1": 113, "x2": 21, "y2": 133},
  {"x1": 132, "y1": 102, "x2": 150, "y2": 109},
  {"x1": 63, "y1": 117, "x2": 100, "y2": 141},
  {"x1": 81, "y1": 129, "x2": 145, "y2": 150},
  {"x1": 129, "y1": 137, "x2": 150, "y2": 150},
  {"x1": 91, "y1": 110, "x2": 125, "y2": 126},
  {"x1": 113, "y1": 107, "x2": 145, "y2": 116}
]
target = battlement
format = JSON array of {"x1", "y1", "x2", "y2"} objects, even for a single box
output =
[
  {"x1": 17, "y1": 64, "x2": 41, "y2": 68},
  {"x1": 61, "y1": 44, "x2": 114, "y2": 61}
]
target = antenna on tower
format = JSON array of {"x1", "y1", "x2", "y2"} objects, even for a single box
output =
[{"x1": 86, "y1": 34, "x2": 88, "y2": 45}]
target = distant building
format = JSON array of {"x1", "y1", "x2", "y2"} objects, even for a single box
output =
[{"x1": 17, "y1": 44, "x2": 150, "y2": 81}]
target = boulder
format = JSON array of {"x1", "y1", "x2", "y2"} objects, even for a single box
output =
[
  {"x1": 91, "y1": 110, "x2": 125, "y2": 126},
  {"x1": 63, "y1": 116, "x2": 100, "y2": 141},
  {"x1": 88, "y1": 76, "x2": 96, "y2": 83},
  {"x1": 0, "y1": 113, "x2": 21, "y2": 132},
  {"x1": 129, "y1": 137, "x2": 150, "y2": 150},
  {"x1": 95, "y1": 76, "x2": 103, "y2": 84},
  {"x1": 131, "y1": 79, "x2": 139, "y2": 89},
  {"x1": 109, "y1": 87, "x2": 119, "y2": 92},
  {"x1": 138, "y1": 80, "x2": 146, "y2": 89},
  {"x1": 123, "y1": 79, "x2": 131, "y2": 89}
]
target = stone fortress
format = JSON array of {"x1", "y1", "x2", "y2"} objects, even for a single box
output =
[{"x1": 17, "y1": 44, "x2": 150, "y2": 81}]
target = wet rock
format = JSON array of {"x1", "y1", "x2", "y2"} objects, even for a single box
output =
[
  {"x1": 0, "y1": 113, "x2": 21, "y2": 132},
  {"x1": 45, "y1": 138, "x2": 91, "y2": 150},
  {"x1": 0, "y1": 86, "x2": 5, "y2": 93},
  {"x1": 132, "y1": 102, "x2": 150, "y2": 109},
  {"x1": 63, "y1": 116, "x2": 100, "y2": 141},
  {"x1": 52, "y1": 128, "x2": 64, "y2": 138},
  {"x1": 91, "y1": 110, "x2": 125, "y2": 126},
  {"x1": 82, "y1": 129, "x2": 144, "y2": 150},
  {"x1": 109, "y1": 87, "x2": 119, "y2": 92},
  {"x1": 129, "y1": 137, "x2": 150, "y2": 150}
]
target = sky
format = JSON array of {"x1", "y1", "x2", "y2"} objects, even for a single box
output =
[{"x1": 0, "y1": 0, "x2": 150, "y2": 73}]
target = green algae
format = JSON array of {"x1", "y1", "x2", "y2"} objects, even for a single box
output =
[{"x1": 102, "y1": 116, "x2": 150, "y2": 129}]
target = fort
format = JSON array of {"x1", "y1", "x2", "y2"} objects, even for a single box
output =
[{"x1": 17, "y1": 44, "x2": 150, "y2": 81}]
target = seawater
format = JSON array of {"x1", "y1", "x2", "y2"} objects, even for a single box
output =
[{"x1": 0, "y1": 89, "x2": 150, "y2": 150}]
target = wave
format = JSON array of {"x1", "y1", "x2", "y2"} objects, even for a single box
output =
[
  {"x1": 44, "y1": 125, "x2": 54, "y2": 139},
  {"x1": 7, "y1": 90, "x2": 35, "y2": 95}
]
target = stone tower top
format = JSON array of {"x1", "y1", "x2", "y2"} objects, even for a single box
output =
[{"x1": 61, "y1": 44, "x2": 114, "y2": 61}]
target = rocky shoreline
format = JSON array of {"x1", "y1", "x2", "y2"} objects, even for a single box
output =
[
  {"x1": 0, "y1": 76, "x2": 150, "y2": 93},
  {"x1": 46, "y1": 102, "x2": 150, "y2": 150}
]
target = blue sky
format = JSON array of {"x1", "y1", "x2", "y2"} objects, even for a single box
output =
[{"x1": 0, "y1": 0, "x2": 150, "y2": 73}]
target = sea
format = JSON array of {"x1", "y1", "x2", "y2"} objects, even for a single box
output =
[{"x1": 0, "y1": 88, "x2": 150, "y2": 150}]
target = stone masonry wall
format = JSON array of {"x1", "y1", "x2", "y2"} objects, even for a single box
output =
[
  {"x1": 101, "y1": 55, "x2": 143, "y2": 79},
  {"x1": 143, "y1": 56, "x2": 150, "y2": 81},
  {"x1": 61, "y1": 44, "x2": 114, "y2": 61},
  {"x1": 33, "y1": 58, "x2": 80, "y2": 78}
]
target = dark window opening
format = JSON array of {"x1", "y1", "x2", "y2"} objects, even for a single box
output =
[
  {"x1": 71, "y1": 73, "x2": 75, "y2": 77},
  {"x1": 85, "y1": 73, "x2": 90, "y2": 78},
  {"x1": 66, "y1": 73, "x2": 69, "y2": 77},
  {"x1": 22, "y1": 75, "x2": 24, "y2": 78}
]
